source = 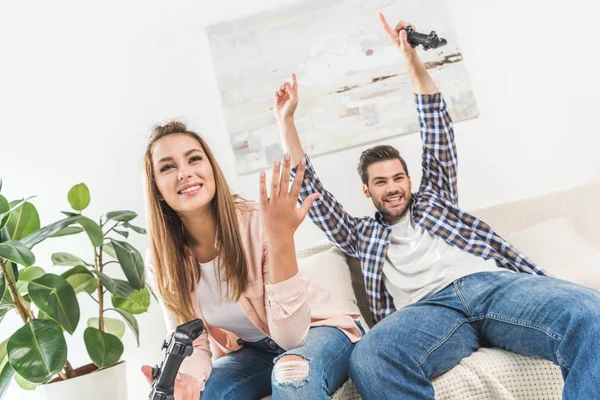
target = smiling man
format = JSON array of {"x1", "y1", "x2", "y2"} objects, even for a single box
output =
[{"x1": 272, "y1": 13, "x2": 600, "y2": 400}]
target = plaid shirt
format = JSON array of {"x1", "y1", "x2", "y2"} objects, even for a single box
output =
[{"x1": 292, "y1": 92, "x2": 545, "y2": 324}]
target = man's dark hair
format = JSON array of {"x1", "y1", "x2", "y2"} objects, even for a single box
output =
[{"x1": 357, "y1": 145, "x2": 409, "y2": 185}]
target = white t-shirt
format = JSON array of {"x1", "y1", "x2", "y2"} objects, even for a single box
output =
[
  {"x1": 196, "y1": 258, "x2": 266, "y2": 342},
  {"x1": 382, "y1": 212, "x2": 507, "y2": 310}
]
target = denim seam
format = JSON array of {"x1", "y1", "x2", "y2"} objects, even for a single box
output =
[
  {"x1": 556, "y1": 352, "x2": 570, "y2": 371},
  {"x1": 469, "y1": 313, "x2": 569, "y2": 370},
  {"x1": 474, "y1": 313, "x2": 564, "y2": 342},
  {"x1": 418, "y1": 318, "x2": 469, "y2": 366},
  {"x1": 453, "y1": 280, "x2": 472, "y2": 316}
]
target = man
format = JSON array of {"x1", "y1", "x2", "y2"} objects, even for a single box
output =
[{"x1": 273, "y1": 13, "x2": 600, "y2": 399}]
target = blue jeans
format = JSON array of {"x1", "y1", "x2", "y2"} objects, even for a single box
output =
[
  {"x1": 202, "y1": 324, "x2": 362, "y2": 400},
  {"x1": 350, "y1": 271, "x2": 600, "y2": 399}
]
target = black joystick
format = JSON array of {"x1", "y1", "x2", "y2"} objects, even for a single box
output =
[
  {"x1": 405, "y1": 26, "x2": 447, "y2": 50},
  {"x1": 149, "y1": 319, "x2": 204, "y2": 400}
]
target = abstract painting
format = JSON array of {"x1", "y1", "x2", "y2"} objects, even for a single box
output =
[{"x1": 207, "y1": 0, "x2": 478, "y2": 175}]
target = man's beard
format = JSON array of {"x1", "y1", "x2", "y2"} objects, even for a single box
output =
[{"x1": 373, "y1": 192, "x2": 411, "y2": 223}]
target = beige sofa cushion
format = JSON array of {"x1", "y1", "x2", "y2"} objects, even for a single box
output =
[
  {"x1": 298, "y1": 247, "x2": 369, "y2": 330},
  {"x1": 471, "y1": 181, "x2": 600, "y2": 247},
  {"x1": 432, "y1": 348, "x2": 563, "y2": 399},
  {"x1": 506, "y1": 217, "x2": 600, "y2": 290}
]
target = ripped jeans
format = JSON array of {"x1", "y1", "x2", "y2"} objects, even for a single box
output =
[{"x1": 201, "y1": 324, "x2": 362, "y2": 400}]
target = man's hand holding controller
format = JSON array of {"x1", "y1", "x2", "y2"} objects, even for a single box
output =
[{"x1": 378, "y1": 13, "x2": 440, "y2": 95}]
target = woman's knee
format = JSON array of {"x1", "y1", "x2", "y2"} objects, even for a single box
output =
[{"x1": 272, "y1": 354, "x2": 310, "y2": 387}]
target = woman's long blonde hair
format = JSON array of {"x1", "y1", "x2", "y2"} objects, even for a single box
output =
[{"x1": 143, "y1": 121, "x2": 248, "y2": 324}]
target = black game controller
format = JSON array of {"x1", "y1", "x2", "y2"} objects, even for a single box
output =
[
  {"x1": 405, "y1": 26, "x2": 447, "y2": 50},
  {"x1": 149, "y1": 319, "x2": 204, "y2": 400}
]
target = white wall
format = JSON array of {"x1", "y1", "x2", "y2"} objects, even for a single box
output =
[{"x1": 1, "y1": 0, "x2": 598, "y2": 399}]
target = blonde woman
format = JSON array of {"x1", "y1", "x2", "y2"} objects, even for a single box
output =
[{"x1": 140, "y1": 122, "x2": 362, "y2": 400}]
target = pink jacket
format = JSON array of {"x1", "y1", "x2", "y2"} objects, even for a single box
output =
[{"x1": 146, "y1": 202, "x2": 362, "y2": 391}]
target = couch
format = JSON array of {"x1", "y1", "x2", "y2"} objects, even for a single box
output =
[{"x1": 293, "y1": 180, "x2": 600, "y2": 399}]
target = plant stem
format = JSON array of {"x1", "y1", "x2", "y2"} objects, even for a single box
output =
[
  {"x1": 96, "y1": 244, "x2": 105, "y2": 332},
  {"x1": 0, "y1": 259, "x2": 32, "y2": 323},
  {"x1": 63, "y1": 360, "x2": 75, "y2": 378},
  {"x1": 102, "y1": 261, "x2": 118, "y2": 267},
  {"x1": 87, "y1": 292, "x2": 99, "y2": 304},
  {"x1": 103, "y1": 221, "x2": 120, "y2": 237}
]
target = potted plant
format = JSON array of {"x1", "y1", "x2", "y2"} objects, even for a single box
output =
[{"x1": 0, "y1": 180, "x2": 150, "y2": 400}]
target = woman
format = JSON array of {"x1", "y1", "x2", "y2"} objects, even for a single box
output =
[{"x1": 140, "y1": 121, "x2": 362, "y2": 400}]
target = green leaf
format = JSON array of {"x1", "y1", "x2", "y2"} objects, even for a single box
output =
[
  {"x1": 51, "y1": 252, "x2": 89, "y2": 267},
  {"x1": 123, "y1": 222, "x2": 146, "y2": 235},
  {"x1": 62, "y1": 211, "x2": 79, "y2": 218},
  {"x1": 0, "y1": 195, "x2": 7, "y2": 213},
  {"x1": 0, "y1": 216, "x2": 9, "y2": 233},
  {"x1": 0, "y1": 195, "x2": 9, "y2": 231},
  {"x1": 0, "y1": 307, "x2": 9, "y2": 324},
  {"x1": 0, "y1": 178, "x2": 2, "y2": 193},
  {"x1": 28, "y1": 274, "x2": 80, "y2": 334},
  {"x1": 7, "y1": 319, "x2": 67, "y2": 383},
  {"x1": 0, "y1": 240, "x2": 35, "y2": 267},
  {"x1": 38, "y1": 310, "x2": 53, "y2": 320},
  {"x1": 103, "y1": 242, "x2": 117, "y2": 259},
  {"x1": 61, "y1": 266, "x2": 97, "y2": 294},
  {"x1": 49, "y1": 226, "x2": 84, "y2": 238},
  {"x1": 113, "y1": 279, "x2": 135, "y2": 298},
  {"x1": 83, "y1": 328, "x2": 123, "y2": 368},
  {"x1": 67, "y1": 183, "x2": 90, "y2": 211},
  {"x1": 92, "y1": 270, "x2": 134, "y2": 298},
  {"x1": 0, "y1": 271, "x2": 4, "y2": 299},
  {"x1": 90, "y1": 270, "x2": 116, "y2": 293},
  {"x1": 6, "y1": 201, "x2": 40, "y2": 241},
  {"x1": 70, "y1": 274, "x2": 97, "y2": 294},
  {"x1": 15, "y1": 371, "x2": 38, "y2": 390},
  {"x1": 18, "y1": 266, "x2": 46, "y2": 282},
  {"x1": 110, "y1": 240, "x2": 145, "y2": 290},
  {"x1": 87, "y1": 317, "x2": 125, "y2": 339},
  {"x1": 111, "y1": 287, "x2": 150, "y2": 315},
  {"x1": 16, "y1": 267, "x2": 46, "y2": 294},
  {"x1": 0, "y1": 302, "x2": 16, "y2": 312},
  {"x1": 0, "y1": 226, "x2": 10, "y2": 244},
  {"x1": 78, "y1": 216, "x2": 103, "y2": 247},
  {"x1": 20, "y1": 216, "x2": 81, "y2": 249},
  {"x1": 0, "y1": 196, "x2": 35, "y2": 225},
  {"x1": 104, "y1": 211, "x2": 137, "y2": 223},
  {"x1": 0, "y1": 354, "x2": 15, "y2": 399},
  {"x1": 113, "y1": 229, "x2": 129, "y2": 239},
  {"x1": 0, "y1": 339, "x2": 8, "y2": 363},
  {"x1": 109, "y1": 308, "x2": 140, "y2": 346}
]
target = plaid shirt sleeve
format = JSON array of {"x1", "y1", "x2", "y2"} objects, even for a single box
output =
[
  {"x1": 291, "y1": 157, "x2": 361, "y2": 258},
  {"x1": 416, "y1": 93, "x2": 459, "y2": 205}
]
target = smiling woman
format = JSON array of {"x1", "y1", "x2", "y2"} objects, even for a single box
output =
[
  {"x1": 142, "y1": 121, "x2": 244, "y2": 326},
  {"x1": 140, "y1": 121, "x2": 363, "y2": 400}
]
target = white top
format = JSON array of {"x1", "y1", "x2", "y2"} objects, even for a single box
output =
[
  {"x1": 382, "y1": 212, "x2": 506, "y2": 310},
  {"x1": 196, "y1": 258, "x2": 267, "y2": 342}
]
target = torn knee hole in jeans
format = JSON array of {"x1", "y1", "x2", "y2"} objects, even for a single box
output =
[{"x1": 274, "y1": 356, "x2": 309, "y2": 386}]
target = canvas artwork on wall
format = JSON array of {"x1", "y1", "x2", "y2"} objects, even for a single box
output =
[{"x1": 207, "y1": 0, "x2": 478, "y2": 175}]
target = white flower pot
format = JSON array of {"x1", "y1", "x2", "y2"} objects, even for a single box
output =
[{"x1": 36, "y1": 361, "x2": 128, "y2": 400}]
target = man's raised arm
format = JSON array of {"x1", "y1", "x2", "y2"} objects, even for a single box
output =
[{"x1": 380, "y1": 13, "x2": 459, "y2": 204}]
